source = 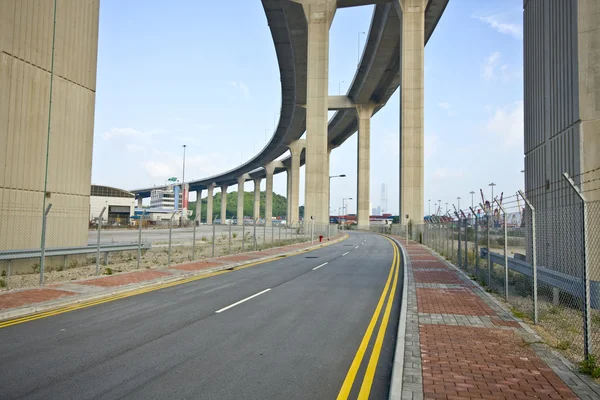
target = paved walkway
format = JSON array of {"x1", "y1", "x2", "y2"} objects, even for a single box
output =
[
  {"x1": 0, "y1": 237, "x2": 341, "y2": 316},
  {"x1": 394, "y1": 239, "x2": 600, "y2": 400}
]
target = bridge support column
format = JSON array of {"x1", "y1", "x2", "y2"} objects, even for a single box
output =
[
  {"x1": 237, "y1": 176, "x2": 247, "y2": 226},
  {"x1": 286, "y1": 167, "x2": 291, "y2": 224},
  {"x1": 137, "y1": 197, "x2": 143, "y2": 208},
  {"x1": 356, "y1": 105, "x2": 374, "y2": 230},
  {"x1": 220, "y1": 185, "x2": 228, "y2": 224},
  {"x1": 253, "y1": 178, "x2": 261, "y2": 222},
  {"x1": 397, "y1": 0, "x2": 425, "y2": 224},
  {"x1": 298, "y1": 0, "x2": 336, "y2": 225},
  {"x1": 195, "y1": 190, "x2": 203, "y2": 224},
  {"x1": 288, "y1": 139, "x2": 305, "y2": 224},
  {"x1": 206, "y1": 184, "x2": 216, "y2": 224},
  {"x1": 264, "y1": 163, "x2": 276, "y2": 227}
]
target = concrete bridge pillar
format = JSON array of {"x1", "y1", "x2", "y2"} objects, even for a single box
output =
[
  {"x1": 206, "y1": 184, "x2": 216, "y2": 224},
  {"x1": 220, "y1": 185, "x2": 228, "y2": 224},
  {"x1": 237, "y1": 175, "x2": 247, "y2": 226},
  {"x1": 137, "y1": 197, "x2": 143, "y2": 208},
  {"x1": 288, "y1": 139, "x2": 305, "y2": 224},
  {"x1": 296, "y1": 0, "x2": 336, "y2": 225},
  {"x1": 264, "y1": 163, "x2": 277, "y2": 227},
  {"x1": 356, "y1": 105, "x2": 375, "y2": 229},
  {"x1": 253, "y1": 178, "x2": 261, "y2": 222},
  {"x1": 396, "y1": 0, "x2": 426, "y2": 224},
  {"x1": 286, "y1": 168, "x2": 292, "y2": 224},
  {"x1": 195, "y1": 190, "x2": 203, "y2": 223}
]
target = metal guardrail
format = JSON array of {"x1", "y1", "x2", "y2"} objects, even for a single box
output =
[
  {"x1": 480, "y1": 248, "x2": 600, "y2": 309},
  {"x1": 0, "y1": 242, "x2": 151, "y2": 261}
]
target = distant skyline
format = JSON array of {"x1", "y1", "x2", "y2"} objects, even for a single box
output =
[{"x1": 92, "y1": 0, "x2": 524, "y2": 217}]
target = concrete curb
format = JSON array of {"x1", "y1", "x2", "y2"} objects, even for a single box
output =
[
  {"x1": 388, "y1": 236, "x2": 409, "y2": 400},
  {"x1": 0, "y1": 234, "x2": 347, "y2": 322}
]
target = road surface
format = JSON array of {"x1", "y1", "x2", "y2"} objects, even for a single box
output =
[{"x1": 0, "y1": 232, "x2": 402, "y2": 399}]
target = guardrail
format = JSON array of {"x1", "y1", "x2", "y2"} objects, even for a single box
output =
[
  {"x1": 480, "y1": 248, "x2": 600, "y2": 309},
  {"x1": 0, "y1": 242, "x2": 151, "y2": 263}
]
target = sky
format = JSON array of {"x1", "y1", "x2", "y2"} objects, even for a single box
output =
[{"x1": 92, "y1": 0, "x2": 525, "y2": 217}]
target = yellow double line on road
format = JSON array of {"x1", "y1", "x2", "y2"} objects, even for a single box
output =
[
  {"x1": 336, "y1": 237, "x2": 400, "y2": 400},
  {"x1": 0, "y1": 235, "x2": 348, "y2": 329}
]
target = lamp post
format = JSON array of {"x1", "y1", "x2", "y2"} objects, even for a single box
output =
[
  {"x1": 329, "y1": 174, "x2": 346, "y2": 223},
  {"x1": 342, "y1": 197, "x2": 353, "y2": 229},
  {"x1": 489, "y1": 182, "x2": 496, "y2": 213},
  {"x1": 181, "y1": 144, "x2": 186, "y2": 184},
  {"x1": 338, "y1": 81, "x2": 344, "y2": 95},
  {"x1": 428, "y1": 199, "x2": 431, "y2": 216},
  {"x1": 438, "y1": 199, "x2": 442, "y2": 215},
  {"x1": 357, "y1": 31, "x2": 366, "y2": 65},
  {"x1": 469, "y1": 191, "x2": 475, "y2": 209}
]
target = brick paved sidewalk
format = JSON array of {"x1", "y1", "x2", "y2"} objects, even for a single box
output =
[
  {"x1": 0, "y1": 235, "x2": 343, "y2": 316},
  {"x1": 394, "y1": 239, "x2": 600, "y2": 400}
]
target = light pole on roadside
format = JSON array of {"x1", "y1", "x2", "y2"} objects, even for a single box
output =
[
  {"x1": 428, "y1": 199, "x2": 431, "y2": 215},
  {"x1": 342, "y1": 197, "x2": 353, "y2": 229},
  {"x1": 489, "y1": 182, "x2": 496, "y2": 214},
  {"x1": 438, "y1": 199, "x2": 442, "y2": 215},
  {"x1": 469, "y1": 191, "x2": 475, "y2": 209},
  {"x1": 329, "y1": 174, "x2": 346, "y2": 223},
  {"x1": 181, "y1": 145, "x2": 186, "y2": 184}
]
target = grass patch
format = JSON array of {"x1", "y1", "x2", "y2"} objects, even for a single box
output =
[
  {"x1": 510, "y1": 307, "x2": 528, "y2": 320},
  {"x1": 555, "y1": 340, "x2": 571, "y2": 351},
  {"x1": 104, "y1": 267, "x2": 113, "y2": 275},
  {"x1": 0, "y1": 278, "x2": 5, "y2": 288},
  {"x1": 579, "y1": 355, "x2": 600, "y2": 379}
]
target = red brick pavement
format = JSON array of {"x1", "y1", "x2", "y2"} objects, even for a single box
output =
[
  {"x1": 0, "y1": 289, "x2": 76, "y2": 310},
  {"x1": 170, "y1": 261, "x2": 224, "y2": 272},
  {"x1": 416, "y1": 288, "x2": 496, "y2": 316},
  {"x1": 78, "y1": 270, "x2": 171, "y2": 287},
  {"x1": 420, "y1": 325, "x2": 577, "y2": 400},
  {"x1": 397, "y1": 239, "x2": 578, "y2": 399},
  {"x1": 413, "y1": 270, "x2": 465, "y2": 285}
]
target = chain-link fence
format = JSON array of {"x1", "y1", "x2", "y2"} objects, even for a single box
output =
[
  {"x1": 0, "y1": 210, "x2": 338, "y2": 292},
  {"x1": 396, "y1": 168, "x2": 600, "y2": 365}
]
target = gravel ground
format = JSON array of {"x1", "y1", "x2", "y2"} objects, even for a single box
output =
[{"x1": 0, "y1": 236, "x2": 312, "y2": 292}]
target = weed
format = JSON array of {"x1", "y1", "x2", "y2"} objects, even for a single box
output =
[
  {"x1": 1, "y1": 270, "x2": 5, "y2": 277},
  {"x1": 104, "y1": 267, "x2": 113, "y2": 275},
  {"x1": 510, "y1": 307, "x2": 528, "y2": 320},
  {"x1": 0, "y1": 279, "x2": 5, "y2": 288},
  {"x1": 31, "y1": 263, "x2": 40, "y2": 273},
  {"x1": 69, "y1": 259, "x2": 79, "y2": 268},
  {"x1": 56, "y1": 265, "x2": 65, "y2": 272},
  {"x1": 201, "y1": 236, "x2": 207, "y2": 242},
  {"x1": 579, "y1": 355, "x2": 600, "y2": 379},
  {"x1": 232, "y1": 233, "x2": 238, "y2": 239},
  {"x1": 592, "y1": 313, "x2": 600, "y2": 327},
  {"x1": 555, "y1": 341, "x2": 571, "y2": 351}
]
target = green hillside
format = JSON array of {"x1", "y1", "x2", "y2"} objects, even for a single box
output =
[{"x1": 190, "y1": 191, "x2": 296, "y2": 223}]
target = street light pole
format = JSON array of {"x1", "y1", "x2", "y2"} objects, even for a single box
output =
[
  {"x1": 469, "y1": 191, "x2": 475, "y2": 209},
  {"x1": 428, "y1": 199, "x2": 431, "y2": 215},
  {"x1": 342, "y1": 197, "x2": 353, "y2": 229},
  {"x1": 338, "y1": 81, "x2": 344, "y2": 95},
  {"x1": 489, "y1": 182, "x2": 496, "y2": 213},
  {"x1": 438, "y1": 199, "x2": 441, "y2": 215},
  {"x1": 182, "y1": 144, "x2": 186, "y2": 184},
  {"x1": 357, "y1": 31, "x2": 366, "y2": 66},
  {"x1": 329, "y1": 174, "x2": 346, "y2": 224}
]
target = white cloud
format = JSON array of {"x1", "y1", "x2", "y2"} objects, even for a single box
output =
[
  {"x1": 474, "y1": 14, "x2": 522, "y2": 39},
  {"x1": 143, "y1": 161, "x2": 177, "y2": 179},
  {"x1": 227, "y1": 81, "x2": 251, "y2": 100},
  {"x1": 482, "y1": 52, "x2": 501, "y2": 80},
  {"x1": 425, "y1": 134, "x2": 439, "y2": 161},
  {"x1": 485, "y1": 101, "x2": 524, "y2": 147},
  {"x1": 438, "y1": 102, "x2": 451, "y2": 110},
  {"x1": 125, "y1": 143, "x2": 146, "y2": 153},
  {"x1": 433, "y1": 167, "x2": 464, "y2": 181},
  {"x1": 103, "y1": 127, "x2": 166, "y2": 140}
]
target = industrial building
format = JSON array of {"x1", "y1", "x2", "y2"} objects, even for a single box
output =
[
  {"x1": 150, "y1": 185, "x2": 184, "y2": 210},
  {"x1": 89, "y1": 185, "x2": 136, "y2": 226}
]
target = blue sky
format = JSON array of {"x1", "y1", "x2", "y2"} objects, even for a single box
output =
[{"x1": 92, "y1": 0, "x2": 524, "y2": 217}]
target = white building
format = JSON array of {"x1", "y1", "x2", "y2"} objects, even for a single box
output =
[
  {"x1": 90, "y1": 185, "x2": 136, "y2": 225},
  {"x1": 150, "y1": 185, "x2": 183, "y2": 210}
]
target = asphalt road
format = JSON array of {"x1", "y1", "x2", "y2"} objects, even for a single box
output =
[{"x1": 0, "y1": 232, "x2": 402, "y2": 400}]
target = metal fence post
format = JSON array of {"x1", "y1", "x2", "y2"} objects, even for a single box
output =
[
  {"x1": 192, "y1": 215, "x2": 197, "y2": 260},
  {"x1": 470, "y1": 207, "x2": 479, "y2": 279},
  {"x1": 229, "y1": 220, "x2": 232, "y2": 254},
  {"x1": 242, "y1": 220, "x2": 245, "y2": 252},
  {"x1": 137, "y1": 211, "x2": 144, "y2": 268},
  {"x1": 456, "y1": 214, "x2": 462, "y2": 269},
  {"x1": 279, "y1": 224, "x2": 281, "y2": 243},
  {"x1": 40, "y1": 203, "x2": 53, "y2": 285},
  {"x1": 518, "y1": 190, "x2": 537, "y2": 324},
  {"x1": 212, "y1": 216, "x2": 216, "y2": 257},
  {"x1": 168, "y1": 211, "x2": 176, "y2": 267},
  {"x1": 463, "y1": 216, "x2": 468, "y2": 271},
  {"x1": 482, "y1": 203, "x2": 491, "y2": 286},
  {"x1": 563, "y1": 173, "x2": 591, "y2": 357},
  {"x1": 495, "y1": 199, "x2": 508, "y2": 300},
  {"x1": 272, "y1": 224, "x2": 274, "y2": 246},
  {"x1": 253, "y1": 218, "x2": 257, "y2": 251},
  {"x1": 95, "y1": 206, "x2": 105, "y2": 277},
  {"x1": 263, "y1": 221, "x2": 266, "y2": 247}
]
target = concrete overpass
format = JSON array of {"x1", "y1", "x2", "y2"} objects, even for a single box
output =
[{"x1": 131, "y1": 0, "x2": 449, "y2": 229}]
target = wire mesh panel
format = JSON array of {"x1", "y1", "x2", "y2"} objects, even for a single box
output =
[{"x1": 587, "y1": 200, "x2": 600, "y2": 361}]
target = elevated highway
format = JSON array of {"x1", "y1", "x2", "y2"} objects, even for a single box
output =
[{"x1": 132, "y1": 0, "x2": 448, "y2": 227}]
